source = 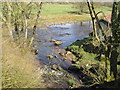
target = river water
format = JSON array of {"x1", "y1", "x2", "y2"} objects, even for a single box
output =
[{"x1": 34, "y1": 21, "x2": 93, "y2": 69}]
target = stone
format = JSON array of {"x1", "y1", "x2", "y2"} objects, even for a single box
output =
[
  {"x1": 66, "y1": 51, "x2": 72, "y2": 55},
  {"x1": 65, "y1": 33, "x2": 71, "y2": 35},
  {"x1": 54, "y1": 41, "x2": 63, "y2": 45},
  {"x1": 59, "y1": 53, "x2": 65, "y2": 56},
  {"x1": 54, "y1": 71, "x2": 64, "y2": 76},
  {"x1": 50, "y1": 39, "x2": 56, "y2": 42},
  {"x1": 63, "y1": 57, "x2": 67, "y2": 60},
  {"x1": 55, "y1": 46, "x2": 61, "y2": 49},
  {"x1": 51, "y1": 64, "x2": 58, "y2": 70},
  {"x1": 34, "y1": 49, "x2": 38, "y2": 55},
  {"x1": 47, "y1": 55, "x2": 53, "y2": 59},
  {"x1": 58, "y1": 66, "x2": 64, "y2": 71}
]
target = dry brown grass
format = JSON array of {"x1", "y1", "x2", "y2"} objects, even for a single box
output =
[{"x1": 2, "y1": 29, "x2": 46, "y2": 88}]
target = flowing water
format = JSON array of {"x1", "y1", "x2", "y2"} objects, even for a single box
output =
[{"x1": 34, "y1": 21, "x2": 93, "y2": 69}]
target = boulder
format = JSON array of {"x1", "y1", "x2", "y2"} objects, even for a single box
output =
[
  {"x1": 66, "y1": 51, "x2": 72, "y2": 55},
  {"x1": 55, "y1": 46, "x2": 61, "y2": 49},
  {"x1": 47, "y1": 55, "x2": 53, "y2": 59},
  {"x1": 54, "y1": 41, "x2": 63, "y2": 45},
  {"x1": 59, "y1": 53, "x2": 65, "y2": 56},
  {"x1": 50, "y1": 39, "x2": 57, "y2": 42},
  {"x1": 51, "y1": 64, "x2": 58, "y2": 70}
]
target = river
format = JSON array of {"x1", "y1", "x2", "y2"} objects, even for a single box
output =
[{"x1": 34, "y1": 21, "x2": 93, "y2": 69}]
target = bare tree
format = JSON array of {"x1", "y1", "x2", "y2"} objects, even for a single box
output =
[{"x1": 29, "y1": 2, "x2": 43, "y2": 46}]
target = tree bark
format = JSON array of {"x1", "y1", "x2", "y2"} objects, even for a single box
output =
[{"x1": 29, "y1": 2, "x2": 43, "y2": 46}]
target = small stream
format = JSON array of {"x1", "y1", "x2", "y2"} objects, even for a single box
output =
[{"x1": 34, "y1": 21, "x2": 93, "y2": 69}]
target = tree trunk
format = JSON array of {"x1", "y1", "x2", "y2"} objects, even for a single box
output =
[
  {"x1": 110, "y1": 1, "x2": 119, "y2": 80},
  {"x1": 29, "y1": 2, "x2": 43, "y2": 46}
]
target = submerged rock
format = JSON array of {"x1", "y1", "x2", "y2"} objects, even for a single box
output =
[
  {"x1": 44, "y1": 67, "x2": 64, "y2": 76},
  {"x1": 59, "y1": 33, "x2": 71, "y2": 36},
  {"x1": 51, "y1": 64, "x2": 64, "y2": 71},
  {"x1": 55, "y1": 46, "x2": 61, "y2": 49}
]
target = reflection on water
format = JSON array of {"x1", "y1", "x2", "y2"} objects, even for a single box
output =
[{"x1": 34, "y1": 21, "x2": 93, "y2": 68}]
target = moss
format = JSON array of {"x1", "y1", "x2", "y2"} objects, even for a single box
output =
[
  {"x1": 68, "y1": 79, "x2": 74, "y2": 86},
  {"x1": 66, "y1": 44, "x2": 98, "y2": 63}
]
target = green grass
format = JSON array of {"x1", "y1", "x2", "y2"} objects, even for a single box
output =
[
  {"x1": 38, "y1": 3, "x2": 112, "y2": 26},
  {"x1": 66, "y1": 45, "x2": 98, "y2": 63},
  {"x1": 9, "y1": 3, "x2": 112, "y2": 29},
  {"x1": 41, "y1": 3, "x2": 77, "y2": 15},
  {"x1": 40, "y1": 3, "x2": 112, "y2": 16},
  {"x1": 95, "y1": 6, "x2": 112, "y2": 13}
]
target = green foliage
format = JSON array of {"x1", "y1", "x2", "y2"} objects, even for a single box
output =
[
  {"x1": 67, "y1": 45, "x2": 97, "y2": 63},
  {"x1": 86, "y1": 65, "x2": 92, "y2": 70},
  {"x1": 73, "y1": 2, "x2": 112, "y2": 15},
  {"x1": 73, "y1": 2, "x2": 88, "y2": 14},
  {"x1": 68, "y1": 79, "x2": 75, "y2": 86}
]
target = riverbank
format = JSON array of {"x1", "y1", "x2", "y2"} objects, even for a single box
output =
[
  {"x1": 2, "y1": 30, "x2": 71, "y2": 88},
  {"x1": 2, "y1": 3, "x2": 113, "y2": 88},
  {"x1": 64, "y1": 37, "x2": 120, "y2": 88}
]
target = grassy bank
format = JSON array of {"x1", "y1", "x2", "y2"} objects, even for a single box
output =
[
  {"x1": 65, "y1": 38, "x2": 120, "y2": 87},
  {"x1": 2, "y1": 30, "x2": 43, "y2": 88},
  {"x1": 2, "y1": 29, "x2": 57, "y2": 88}
]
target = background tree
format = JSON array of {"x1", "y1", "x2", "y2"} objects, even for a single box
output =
[
  {"x1": 74, "y1": 2, "x2": 88, "y2": 14},
  {"x1": 74, "y1": 2, "x2": 101, "y2": 15}
]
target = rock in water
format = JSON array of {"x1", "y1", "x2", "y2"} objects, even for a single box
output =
[
  {"x1": 47, "y1": 55, "x2": 53, "y2": 59},
  {"x1": 66, "y1": 51, "x2": 72, "y2": 55},
  {"x1": 65, "y1": 33, "x2": 71, "y2": 35},
  {"x1": 59, "y1": 53, "x2": 65, "y2": 56},
  {"x1": 55, "y1": 41, "x2": 63, "y2": 45},
  {"x1": 50, "y1": 39, "x2": 57, "y2": 42},
  {"x1": 51, "y1": 64, "x2": 58, "y2": 70}
]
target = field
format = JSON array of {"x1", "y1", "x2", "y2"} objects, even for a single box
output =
[{"x1": 37, "y1": 3, "x2": 112, "y2": 26}]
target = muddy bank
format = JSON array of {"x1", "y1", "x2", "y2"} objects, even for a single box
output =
[{"x1": 46, "y1": 21, "x2": 91, "y2": 26}]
